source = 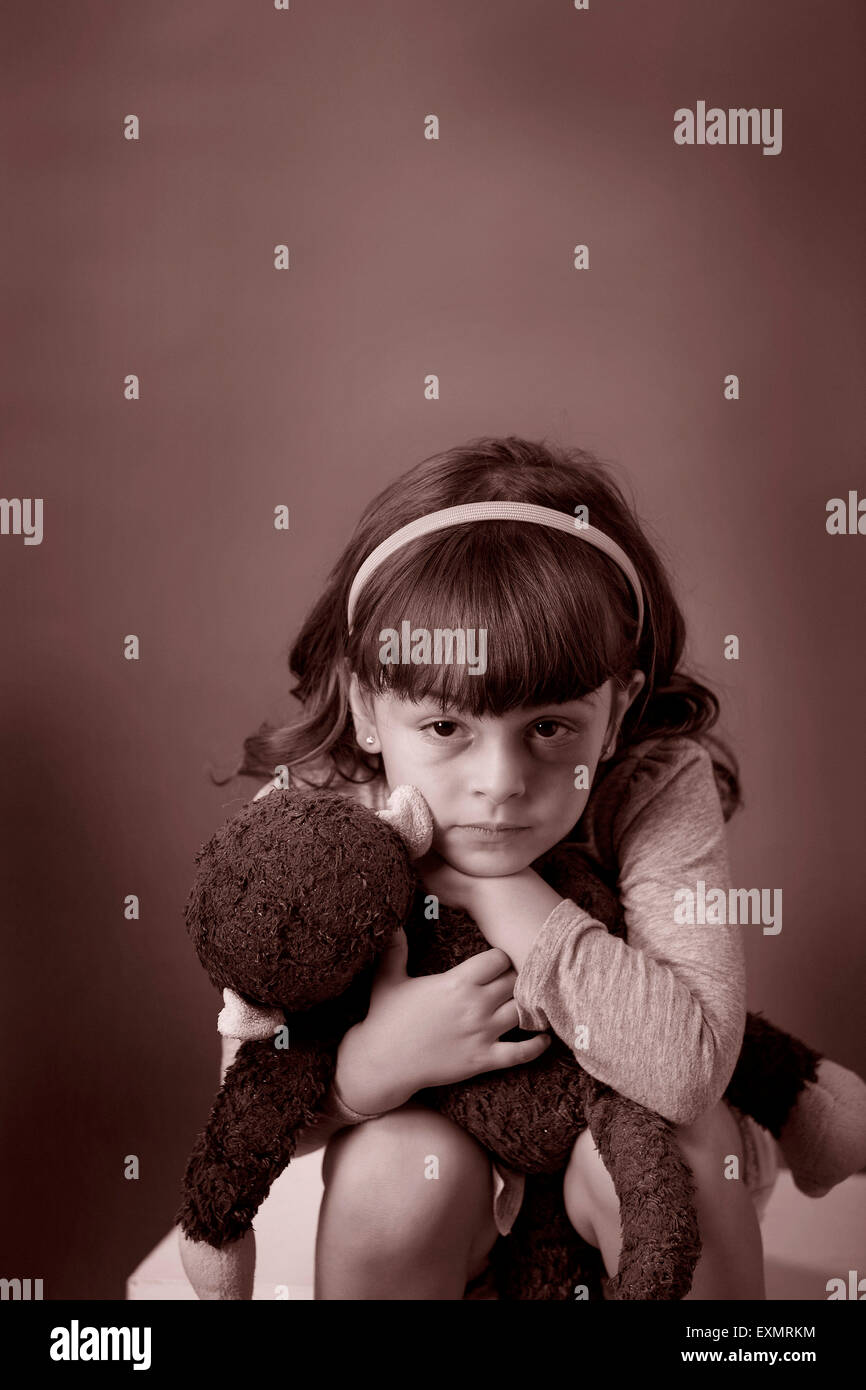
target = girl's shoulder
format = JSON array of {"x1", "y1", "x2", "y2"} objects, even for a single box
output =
[
  {"x1": 567, "y1": 733, "x2": 719, "y2": 877},
  {"x1": 599, "y1": 732, "x2": 714, "y2": 803}
]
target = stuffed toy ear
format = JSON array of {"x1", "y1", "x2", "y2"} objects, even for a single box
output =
[
  {"x1": 375, "y1": 783, "x2": 434, "y2": 860},
  {"x1": 217, "y1": 987, "x2": 284, "y2": 1042}
]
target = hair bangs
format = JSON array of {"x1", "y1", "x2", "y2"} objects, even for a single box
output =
[{"x1": 348, "y1": 521, "x2": 636, "y2": 716}]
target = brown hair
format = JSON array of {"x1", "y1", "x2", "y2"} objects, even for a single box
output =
[{"x1": 219, "y1": 436, "x2": 741, "y2": 819}]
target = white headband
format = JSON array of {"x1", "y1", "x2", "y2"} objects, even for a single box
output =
[{"x1": 346, "y1": 501, "x2": 644, "y2": 641}]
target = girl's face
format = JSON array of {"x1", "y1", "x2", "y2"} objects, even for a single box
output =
[{"x1": 349, "y1": 673, "x2": 645, "y2": 875}]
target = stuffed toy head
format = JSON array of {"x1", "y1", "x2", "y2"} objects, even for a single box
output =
[{"x1": 183, "y1": 783, "x2": 430, "y2": 1009}]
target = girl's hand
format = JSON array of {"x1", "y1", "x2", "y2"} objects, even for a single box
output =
[{"x1": 334, "y1": 928, "x2": 552, "y2": 1115}]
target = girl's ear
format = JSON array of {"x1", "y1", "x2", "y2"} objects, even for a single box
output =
[
  {"x1": 601, "y1": 670, "x2": 646, "y2": 759},
  {"x1": 622, "y1": 668, "x2": 646, "y2": 710},
  {"x1": 347, "y1": 672, "x2": 379, "y2": 750}
]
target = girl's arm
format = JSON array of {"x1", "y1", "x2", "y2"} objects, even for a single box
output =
[{"x1": 470, "y1": 738, "x2": 747, "y2": 1127}]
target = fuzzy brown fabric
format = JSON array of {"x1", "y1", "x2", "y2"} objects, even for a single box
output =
[
  {"x1": 403, "y1": 858, "x2": 703, "y2": 1299},
  {"x1": 184, "y1": 789, "x2": 417, "y2": 1009},
  {"x1": 177, "y1": 788, "x2": 821, "y2": 1299}
]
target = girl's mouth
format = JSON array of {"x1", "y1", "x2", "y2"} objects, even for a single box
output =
[{"x1": 456, "y1": 824, "x2": 527, "y2": 839}]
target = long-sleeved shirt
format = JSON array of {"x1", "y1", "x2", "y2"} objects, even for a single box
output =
[
  {"x1": 229, "y1": 732, "x2": 746, "y2": 1162},
  {"x1": 513, "y1": 734, "x2": 746, "y2": 1124}
]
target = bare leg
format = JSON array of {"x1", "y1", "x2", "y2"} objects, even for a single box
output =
[
  {"x1": 315, "y1": 1103, "x2": 501, "y2": 1299},
  {"x1": 563, "y1": 1100, "x2": 766, "y2": 1300}
]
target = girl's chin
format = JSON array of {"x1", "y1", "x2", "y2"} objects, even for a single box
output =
[{"x1": 448, "y1": 846, "x2": 535, "y2": 874}]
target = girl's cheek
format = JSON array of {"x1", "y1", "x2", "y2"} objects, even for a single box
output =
[
  {"x1": 532, "y1": 742, "x2": 586, "y2": 775},
  {"x1": 417, "y1": 742, "x2": 459, "y2": 765},
  {"x1": 426, "y1": 817, "x2": 452, "y2": 858}
]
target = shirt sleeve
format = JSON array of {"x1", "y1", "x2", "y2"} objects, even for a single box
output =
[{"x1": 512, "y1": 739, "x2": 746, "y2": 1126}]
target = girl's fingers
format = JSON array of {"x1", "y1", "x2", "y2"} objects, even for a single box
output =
[
  {"x1": 481, "y1": 972, "x2": 520, "y2": 1009},
  {"x1": 488, "y1": 1033, "x2": 552, "y2": 1071},
  {"x1": 451, "y1": 947, "x2": 515, "y2": 986},
  {"x1": 489, "y1": 998, "x2": 521, "y2": 1034}
]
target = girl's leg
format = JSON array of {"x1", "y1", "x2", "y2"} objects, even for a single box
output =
[
  {"x1": 315, "y1": 1102, "x2": 501, "y2": 1299},
  {"x1": 563, "y1": 1099, "x2": 766, "y2": 1300}
]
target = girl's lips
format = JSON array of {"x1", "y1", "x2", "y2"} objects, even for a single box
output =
[{"x1": 455, "y1": 824, "x2": 527, "y2": 837}]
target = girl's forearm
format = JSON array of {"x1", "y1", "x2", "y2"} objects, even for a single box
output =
[
  {"x1": 293, "y1": 1076, "x2": 385, "y2": 1158},
  {"x1": 469, "y1": 870, "x2": 565, "y2": 972},
  {"x1": 332, "y1": 1020, "x2": 412, "y2": 1118},
  {"x1": 292, "y1": 1034, "x2": 398, "y2": 1160}
]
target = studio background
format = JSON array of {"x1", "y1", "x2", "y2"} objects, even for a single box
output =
[{"x1": 1, "y1": 0, "x2": 863, "y2": 1297}]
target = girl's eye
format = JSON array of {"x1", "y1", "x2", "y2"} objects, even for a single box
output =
[
  {"x1": 422, "y1": 720, "x2": 459, "y2": 738},
  {"x1": 533, "y1": 720, "x2": 565, "y2": 739}
]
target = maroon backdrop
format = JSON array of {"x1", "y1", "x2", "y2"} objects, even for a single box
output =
[{"x1": 1, "y1": 0, "x2": 863, "y2": 1297}]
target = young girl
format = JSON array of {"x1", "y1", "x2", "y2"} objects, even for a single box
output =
[{"x1": 219, "y1": 434, "x2": 780, "y2": 1300}]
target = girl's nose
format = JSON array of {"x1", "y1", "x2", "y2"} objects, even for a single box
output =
[{"x1": 468, "y1": 745, "x2": 527, "y2": 805}]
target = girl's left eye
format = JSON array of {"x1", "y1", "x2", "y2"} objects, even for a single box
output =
[{"x1": 530, "y1": 722, "x2": 572, "y2": 745}]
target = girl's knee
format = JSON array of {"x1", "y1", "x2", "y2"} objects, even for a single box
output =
[
  {"x1": 674, "y1": 1100, "x2": 744, "y2": 1184},
  {"x1": 564, "y1": 1127, "x2": 618, "y2": 1216},
  {"x1": 323, "y1": 1103, "x2": 491, "y2": 1187},
  {"x1": 561, "y1": 1106, "x2": 763, "y2": 1297},
  {"x1": 316, "y1": 1106, "x2": 500, "y2": 1298},
  {"x1": 321, "y1": 1104, "x2": 494, "y2": 1244},
  {"x1": 563, "y1": 1102, "x2": 740, "y2": 1218},
  {"x1": 562, "y1": 1127, "x2": 620, "y2": 1251},
  {"x1": 563, "y1": 1129, "x2": 622, "y2": 1278}
]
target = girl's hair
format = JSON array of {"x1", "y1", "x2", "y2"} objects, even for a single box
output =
[{"x1": 223, "y1": 436, "x2": 741, "y2": 819}]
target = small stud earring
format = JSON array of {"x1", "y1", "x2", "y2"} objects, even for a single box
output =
[{"x1": 364, "y1": 735, "x2": 376, "y2": 746}]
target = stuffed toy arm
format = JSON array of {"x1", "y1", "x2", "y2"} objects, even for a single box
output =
[{"x1": 176, "y1": 1035, "x2": 337, "y2": 1298}]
